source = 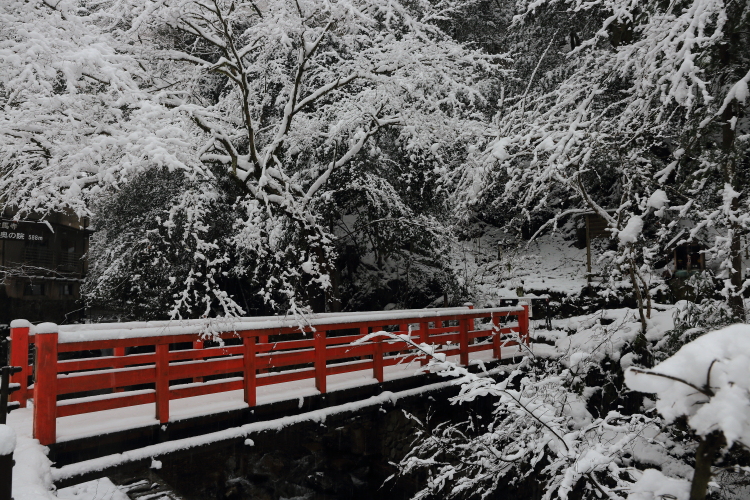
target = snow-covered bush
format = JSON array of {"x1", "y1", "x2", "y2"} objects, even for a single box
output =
[{"x1": 627, "y1": 324, "x2": 750, "y2": 500}]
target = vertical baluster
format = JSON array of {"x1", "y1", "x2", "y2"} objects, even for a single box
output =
[
  {"x1": 155, "y1": 343, "x2": 169, "y2": 424},
  {"x1": 243, "y1": 335, "x2": 256, "y2": 407},
  {"x1": 419, "y1": 321, "x2": 429, "y2": 366},
  {"x1": 315, "y1": 330, "x2": 326, "y2": 393}
]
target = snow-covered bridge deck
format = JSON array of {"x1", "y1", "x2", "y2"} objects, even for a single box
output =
[{"x1": 7, "y1": 305, "x2": 537, "y2": 477}]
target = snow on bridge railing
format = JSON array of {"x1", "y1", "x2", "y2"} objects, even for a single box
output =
[{"x1": 10, "y1": 305, "x2": 529, "y2": 445}]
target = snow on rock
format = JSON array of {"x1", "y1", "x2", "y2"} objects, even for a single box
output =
[
  {"x1": 57, "y1": 477, "x2": 129, "y2": 500},
  {"x1": 618, "y1": 216, "x2": 643, "y2": 245},
  {"x1": 0, "y1": 424, "x2": 15, "y2": 455},
  {"x1": 625, "y1": 324, "x2": 750, "y2": 447},
  {"x1": 627, "y1": 469, "x2": 691, "y2": 500}
]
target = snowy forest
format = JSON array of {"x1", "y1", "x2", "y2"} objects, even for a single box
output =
[{"x1": 1, "y1": 0, "x2": 750, "y2": 499}]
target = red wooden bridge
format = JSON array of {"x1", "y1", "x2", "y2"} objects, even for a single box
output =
[{"x1": 9, "y1": 305, "x2": 530, "y2": 453}]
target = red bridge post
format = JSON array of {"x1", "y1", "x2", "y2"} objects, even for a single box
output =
[
  {"x1": 9, "y1": 320, "x2": 30, "y2": 408},
  {"x1": 155, "y1": 343, "x2": 169, "y2": 423},
  {"x1": 243, "y1": 335, "x2": 256, "y2": 407},
  {"x1": 33, "y1": 324, "x2": 58, "y2": 446},
  {"x1": 459, "y1": 318, "x2": 469, "y2": 366},
  {"x1": 520, "y1": 304, "x2": 530, "y2": 345},
  {"x1": 315, "y1": 330, "x2": 326, "y2": 393}
]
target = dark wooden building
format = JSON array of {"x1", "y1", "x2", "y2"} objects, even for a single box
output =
[{"x1": 0, "y1": 209, "x2": 90, "y2": 328}]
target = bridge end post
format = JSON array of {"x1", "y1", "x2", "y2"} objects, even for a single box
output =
[
  {"x1": 459, "y1": 318, "x2": 469, "y2": 366},
  {"x1": 155, "y1": 343, "x2": 169, "y2": 424},
  {"x1": 520, "y1": 304, "x2": 530, "y2": 345},
  {"x1": 9, "y1": 320, "x2": 31, "y2": 408},
  {"x1": 33, "y1": 323, "x2": 58, "y2": 446},
  {"x1": 243, "y1": 335, "x2": 256, "y2": 407},
  {"x1": 315, "y1": 330, "x2": 326, "y2": 394}
]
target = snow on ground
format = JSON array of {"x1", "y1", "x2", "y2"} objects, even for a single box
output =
[{"x1": 455, "y1": 230, "x2": 592, "y2": 303}]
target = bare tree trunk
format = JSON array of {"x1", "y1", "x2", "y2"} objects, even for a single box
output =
[
  {"x1": 689, "y1": 431, "x2": 724, "y2": 500},
  {"x1": 628, "y1": 257, "x2": 647, "y2": 333}
]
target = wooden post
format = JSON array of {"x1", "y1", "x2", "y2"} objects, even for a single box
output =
[
  {"x1": 492, "y1": 313, "x2": 501, "y2": 360},
  {"x1": 32, "y1": 324, "x2": 58, "y2": 446},
  {"x1": 192, "y1": 340, "x2": 204, "y2": 383},
  {"x1": 459, "y1": 318, "x2": 469, "y2": 366},
  {"x1": 585, "y1": 214, "x2": 592, "y2": 284},
  {"x1": 419, "y1": 321, "x2": 429, "y2": 366},
  {"x1": 113, "y1": 346, "x2": 126, "y2": 392},
  {"x1": 519, "y1": 305, "x2": 530, "y2": 345},
  {"x1": 360, "y1": 326, "x2": 369, "y2": 361},
  {"x1": 155, "y1": 343, "x2": 169, "y2": 424},
  {"x1": 314, "y1": 330, "x2": 326, "y2": 394},
  {"x1": 9, "y1": 320, "x2": 30, "y2": 408},
  {"x1": 243, "y1": 336, "x2": 256, "y2": 407},
  {"x1": 373, "y1": 339, "x2": 384, "y2": 383}
]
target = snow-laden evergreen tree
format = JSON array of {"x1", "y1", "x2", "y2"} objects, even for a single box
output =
[{"x1": 457, "y1": 0, "x2": 749, "y2": 322}]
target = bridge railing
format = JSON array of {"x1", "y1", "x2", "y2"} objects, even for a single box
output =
[{"x1": 10, "y1": 306, "x2": 529, "y2": 445}]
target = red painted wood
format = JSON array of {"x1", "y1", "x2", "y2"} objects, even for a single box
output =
[
  {"x1": 19, "y1": 307, "x2": 528, "y2": 444},
  {"x1": 315, "y1": 330, "x2": 326, "y2": 393},
  {"x1": 171, "y1": 379, "x2": 244, "y2": 400},
  {"x1": 243, "y1": 336, "x2": 256, "y2": 406},
  {"x1": 168, "y1": 357, "x2": 243, "y2": 380},
  {"x1": 427, "y1": 326, "x2": 461, "y2": 335},
  {"x1": 492, "y1": 314, "x2": 501, "y2": 359},
  {"x1": 467, "y1": 343, "x2": 492, "y2": 353},
  {"x1": 373, "y1": 341, "x2": 384, "y2": 383},
  {"x1": 9, "y1": 325, "x2": 30, "y2": 408},
  {"x1": 256, "y1": 368, "x2": 315, "y2": 386},
  {"x1": 419, "y1": 321, "x2": 429, "y2": 366},
  {"x1": 57, "y1": 353, "x2": 156, "y2": 373},
  {"x1": 169, "y1": 345, "x2": 242, "y2": 362},
  {"x1": 326, "y1": 359, "x2": 373, "y2": 376},
  {"x1": 256, "y1": 349, "x2": 314, "y2": 370},
  {"x1": 192, "y1": 340, "x2": 204, "y2": 383},
  {"x1": 33, "y1": 330, "x2": 58, "y2": 446},
  {"x1": 155, "y1": 344, "x2": 169, "y2": 424},
  {"x1": 459, "y1": 318, "x2": 469, "y2": 366},
  {"x1": 325, "y1": 343, "x2": 372, "y2": 361},
  {"x1": 57, "y1": 391, "x2": 156, "y2": 418},
  {"x1": 57, "y1": 367, "x2": 155, "y2": 395},
  {"x1": 254, "y1": 338, "x2": 315, "y2": 354}
]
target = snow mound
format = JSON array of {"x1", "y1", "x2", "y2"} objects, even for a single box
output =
[
  {"x1": 625, "y1": 324, "x2": 750, "y2": 447},
  {"x1": 0, "y1": 425, "x2": 16, "y2": 456}
]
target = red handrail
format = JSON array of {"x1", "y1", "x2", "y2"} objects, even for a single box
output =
[{"x1": 11, "y1": 306, "x2": 529, "y2": 445}]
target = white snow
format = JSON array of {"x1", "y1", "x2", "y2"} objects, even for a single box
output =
[
  {"x1": 57, "y1": 477, "x2": 129, "y2": 500},
  {"x1": 627, "y1": 469, "x2": 690, "y2": 500},
  {"x1": 618, "y1": 215, "x2": 643, "y2": 245},
  {"x1": 646, "y1": 189, "x2": 669, "y2": 216},
  {"x1": 626, "y1": 323, "x2": 750, "y2": 447},
  {"x1": 0, "y1": 424, "x2": 16, "y2": 455}
]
